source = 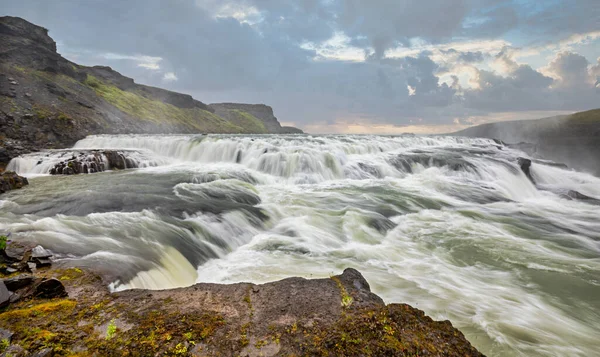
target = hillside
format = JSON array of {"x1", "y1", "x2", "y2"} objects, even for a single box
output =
[
  {"x1": 0, "y1": 16, "x2": 302, "y2": 167},
  {"x1": 453, "y1": 109, "x2": 600, "y2": 175}
]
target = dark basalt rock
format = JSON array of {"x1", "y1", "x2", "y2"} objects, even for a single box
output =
[
  {"x1": 3, "y1": 275, "x2": 34, "y2": 291},
  {"x1": 0, "y1": 281, "x2": 10, "y2": 308},
  {"x1": 34, "y1": 278, "x2": 67, "y2": 298},
  {"x1": 49, "y1": 150, "x2": 140, "y2": 175},
  {"x1": 517, "y1": 157, "x2": 534, "y2": 184},
  {"x1": 0, "y1": 171, "x2": 28, "y2": 194}
]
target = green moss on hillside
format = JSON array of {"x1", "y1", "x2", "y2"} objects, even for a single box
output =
[
  {"x1": 564, "y1": 109, "x2": 600, "y2": 123},
  {"x1": 229, "y1": 110, "x2": 268, "y2": 133},
  {"x1": 84, "y1": 75, "x2": 245, "y2": 133}
]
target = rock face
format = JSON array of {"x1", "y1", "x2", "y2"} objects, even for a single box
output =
[
  {"x1": 209, "y1": 103, "x2": 303, "y2": 134},
  {"x1": 0, "y1": 265, "x2": 484, "y2": 356},
  {"x1": 0, "y1": 171, "x2": 28, "y2": 194},
  {"x1": 0, "y1": 16, "x2": 303, "y2": 167}
]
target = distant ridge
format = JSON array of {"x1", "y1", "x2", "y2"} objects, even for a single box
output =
[
  {"x1": 0, "y1": 16, "x2": 302, "y2": 167},
  {"x1": 452, "y1": 109, "x2": 600, "y2": 175}
]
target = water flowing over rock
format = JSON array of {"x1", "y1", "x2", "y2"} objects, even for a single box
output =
[
  {"x1": 3, "y1": 134, "x2": 600, "y2": 357},
  {"x1": 48, "y1": 150, "x2": 142, "y2": 175}
]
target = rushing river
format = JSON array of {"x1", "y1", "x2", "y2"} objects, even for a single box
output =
[{"x1": 3, "y1": 134, "x2": 600, "y2": 356}]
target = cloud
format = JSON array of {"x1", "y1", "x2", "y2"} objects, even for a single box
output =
[
  {"x1": 2, "y1": 0, "x2": 599, "y2": 132},
  {"x1": 163, "y1": 72, "x2": 178, "y2": 82}
]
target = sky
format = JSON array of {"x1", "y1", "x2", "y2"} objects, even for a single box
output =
[{"x1": 3, "y1": 0, "x2": 600, "y2": 133}]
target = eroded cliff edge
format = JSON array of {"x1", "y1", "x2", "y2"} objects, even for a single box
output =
[
  {"x1": 0, "y1": 253, "x2": 484, "y2": 356},
  {"x1": 0, "y1": 16, "x2": 303, "y2": 168}
]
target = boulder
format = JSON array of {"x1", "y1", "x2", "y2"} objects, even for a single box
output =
[
  {"x1": 34, "y1": 278, "x2": 67, "y2": 298},
  {"x1": 0, "y1": 171, "x2": 29, "y2": 194}
]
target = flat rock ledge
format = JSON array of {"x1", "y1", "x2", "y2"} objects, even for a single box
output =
[
  {"x1": 0, "y1": 261, "x2": 484, "y2": 357},
  {"x1": 0, "y1": 171, "x2": 28, "y2": 194}
]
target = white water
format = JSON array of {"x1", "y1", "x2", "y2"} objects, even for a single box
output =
[{"x1": 2, "y1": 134, "x2": 600, "y2": 357}]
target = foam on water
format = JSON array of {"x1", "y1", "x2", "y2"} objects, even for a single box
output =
[{"x1": 2, "y1": 134, "x2": 600, "y2": 357}]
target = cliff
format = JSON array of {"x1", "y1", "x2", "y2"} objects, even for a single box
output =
[
  {"x1": 0, "y1": 241, "x2": 484, "y2": 356},
  {"x1": 452, "y1": 109, "x2": 600, "y2": 176},
  {"x1": 0, "y1": 16, "x2": 303, "y2": 168},
  {"x1": 209, "y1": 103, "x2": 303, "y2": 134}
]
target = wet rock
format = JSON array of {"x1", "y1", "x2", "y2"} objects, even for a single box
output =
[
  {"x1": 3, "y1": 275, "x2": 34, "y2": 291},
  {"x1": 2, "y1": 241, "x2": 33, "y2": 262},
  {"x1": 49, "y1": 150, "x2": 141, "y2": 175},
  {"x1": 34, "y1": 278, "x2": 67, "y2": 298},
  {"x1": 517, "y1": 157, "x2": 534, "y2": 184},
  {"x1": 0, "y1": 281, "x2": 10, "y2": 308},
  {"x1": 0, "y1": 171, "x2": 29, "y2": 194}
]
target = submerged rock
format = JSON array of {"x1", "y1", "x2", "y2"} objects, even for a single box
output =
[{"x1": 0, "y1": 171, "x2": 28, "y2": 194}]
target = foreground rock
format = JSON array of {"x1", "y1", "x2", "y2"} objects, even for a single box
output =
[
  {"x1": 0, "y1": 171, "x2": 28, "y2": 194},
  {"x1": 0, "y1": 263, "x2": 484, "y2": 356}
]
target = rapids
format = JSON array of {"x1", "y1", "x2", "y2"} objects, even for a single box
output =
[{"x1": 2, "y1": 134, "x2": 600, "y2": 357}]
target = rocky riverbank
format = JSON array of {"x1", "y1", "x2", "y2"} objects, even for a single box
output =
[{"x1": 0, "y1": 241, "x2": 484, "y2": 357}]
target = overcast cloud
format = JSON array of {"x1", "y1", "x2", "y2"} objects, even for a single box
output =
[{"x1": 3, "y1": 0, "x2": 599, "y2": 133}]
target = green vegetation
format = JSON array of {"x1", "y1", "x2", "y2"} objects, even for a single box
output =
[
  {"x1": 0, "y1": 338, "x2": 8, "y2": 352},
  {"x1": 565, "y1": 108, "x2": 600, "y2": 123},
  {"x1": 331, "y1": 276, "x2": 354, "y2": 308},
  {"x1": 33, "y1": 104, "x2": 52, "y2": 119},
  {"x1": 230, "y1": 109, "x2": 268, "y2": 133},
  {"x1": 105, "y1": 319, "x2": 117, "y2": 340},
  {"x1": 84, "y1": 74, "x2": 245, "y2": 132},
  {"x1": 0, "y1": 235, "x2": 7, "y2": 250}
]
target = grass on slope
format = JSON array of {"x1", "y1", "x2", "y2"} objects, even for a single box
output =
[
  {"x1": 229, "y1": 109, "x2": 268, "y2": 133},
  {"x1": 564, "y1": 108, "x2": 600, "y2": 123},
  {"x1": 84, "y1": 75, "x2": 244, "y2": 133}
]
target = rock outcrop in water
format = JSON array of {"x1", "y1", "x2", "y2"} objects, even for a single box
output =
[
  {"x1": 0, "y1": 16, "x2": 303, "y2": 168},
  {"x1": 0, "y1": 171, "x2": 28, "y2": 194},
  {"x1": 48, "y1": 150, "x2": 142, "y2": 175},
  {"x1": 0, "y1": 255, "x2": 484, "y2": 356}
]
